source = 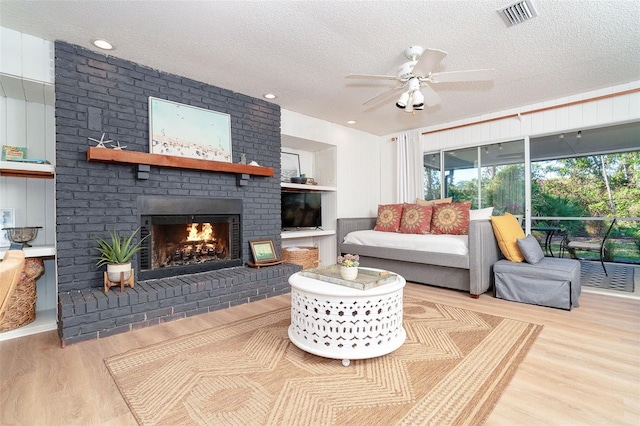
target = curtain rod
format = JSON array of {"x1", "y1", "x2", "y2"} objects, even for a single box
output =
[{"x1": 421, "y1": 87, "x2": 640, "y2": 136}]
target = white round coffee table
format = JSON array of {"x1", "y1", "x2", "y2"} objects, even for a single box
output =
[{"x1": 288, "y1": 268, "x2": 406, "y2": 366}]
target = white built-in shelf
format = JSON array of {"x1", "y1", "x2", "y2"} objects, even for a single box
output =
[
  {"x1": 0, "y1": 161, "x2": 55, "y2": 179},
  {"x1": 0, "y1": 308, "x2": 57, "y2": 342},
  {"x1": 282, "y1": 229, "x2": 336, "y2": 239},
  {"x1": 281, "y1": 183, "x2": 336, "y2": 192},
  {"x1": 0, "y1": 244, "x2": 56, "y2": 258}
]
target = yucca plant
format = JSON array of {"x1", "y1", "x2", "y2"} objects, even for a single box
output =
[{"x1": 94, "y1": 227, "x2": 148, "y2": 267}]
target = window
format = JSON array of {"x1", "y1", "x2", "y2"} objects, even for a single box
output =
[
  {"x1": 443, "y1": 147, "x2": 478, "y2": 206},
  {"x1": 422, "y1": 152, "x2": 441, "y2": 200}
]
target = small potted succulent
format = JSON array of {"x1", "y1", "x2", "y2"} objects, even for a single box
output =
[
  {"x1": 94, "y1": 227, "x2": 148, "y2": 283},
  {"x1": 337, "y1": 253, "x2": 360, "y2": 280}
]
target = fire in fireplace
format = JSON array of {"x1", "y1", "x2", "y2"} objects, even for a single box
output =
[{"x1": 138, "y1": 196, "x2": 242, "y2": 280}]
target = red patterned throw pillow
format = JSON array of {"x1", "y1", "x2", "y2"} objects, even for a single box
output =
[
  {"x1": 374, "y1": 204, "x2": 403, "y2": 232},
  {"x1": 431, "y1": 201, "x2": 471, "y2": 235},
  {"x1": 399, "y1": 204, "x2": 433, "y2": 234}
]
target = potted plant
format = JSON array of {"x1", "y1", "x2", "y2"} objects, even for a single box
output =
[
  {"x1": 337, "y1": 253, "x2": 359, "y2": 280},
  {"x1": 94, "y1": 227, "x2": 148, "y2": 283}
]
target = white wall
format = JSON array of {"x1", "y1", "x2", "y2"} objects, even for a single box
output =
[
  {"x1": 378, "y1": 81, "x2": 640, "y2": 203},
  {"x1": 281, "y1": 109, "x2": 382, "y2": 218},
  {"x1": 415, "y1": 81, "x2": 640, "y2": 151}
]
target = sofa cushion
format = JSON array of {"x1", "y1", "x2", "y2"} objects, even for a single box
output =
[
  {"x1": 517, "y1": 235, "x2": 545, "y2": 264},
  {"x1": 431, "y1": 201, "x2": 471, "y2": 235},
  {"x1": 470, "y1": 207, "x2": 494, "y2": 221},
  {"x1": 399, "y1": 204, "x2": 433, "y2": 234},
  {"x1": 490, "y1": 212, "x2": 525, "y2": 262},
  {"x1": 374, "y1": 203, "x2": 403, "y2": 232}
]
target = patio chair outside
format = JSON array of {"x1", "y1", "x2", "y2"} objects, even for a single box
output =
[{"x1": 561, "y1": 218, "x2": 617, "y2": 276}]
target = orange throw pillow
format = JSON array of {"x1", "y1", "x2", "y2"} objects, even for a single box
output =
[
  {"x1": 431, "y1": 201, "x2": 471, "y2": 235},
  {"x1": 374, "y1": 204, "x2": 403, "y2": 232},
  {"x1": 399, "y1": 204, "x2": 433, "y2": 234},
  {"x1": 490, "y1": 212, "x2": 526, "y2": 262}
]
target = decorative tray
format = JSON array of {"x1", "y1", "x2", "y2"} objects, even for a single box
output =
[{"x1": 300, "y1": 265, "x2": 397, "y2": 290}]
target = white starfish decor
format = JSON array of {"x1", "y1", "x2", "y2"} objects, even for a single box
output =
[
  {"x1": 88, "y1": 133, "x2": 112, "y2": 148},
  {"x1": 110, "y1": 141, "x2": 127, "y2": 150}
]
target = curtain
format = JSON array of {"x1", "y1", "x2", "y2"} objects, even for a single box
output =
[{"x1": 396, "y1": 131, "x2": 423, "y2": 203}]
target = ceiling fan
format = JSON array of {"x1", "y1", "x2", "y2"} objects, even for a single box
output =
[{"x1": 346, "y1": 46, "x2": 495, "y2": 113}]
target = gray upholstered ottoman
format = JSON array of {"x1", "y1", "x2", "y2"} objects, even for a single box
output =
[{"x1": 493, "y1": 257, "x2": 581, "y2": 310}]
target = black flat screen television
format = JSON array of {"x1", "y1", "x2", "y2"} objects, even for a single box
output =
[{"x1": 281, "y1": 191, "x2": 322, "y2": 230}]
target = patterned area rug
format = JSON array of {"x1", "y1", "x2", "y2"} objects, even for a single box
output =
[
  {"x1": 581, "y1": 261, "x2": 635, "y2": 292},
  {"x1": 105, "y1": 298, "x2": 542, "y2": 426}
]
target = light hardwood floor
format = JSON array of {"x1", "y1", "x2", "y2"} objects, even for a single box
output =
[{"x1": 1, "y1": 283, "x2": 638, "y2": 425}]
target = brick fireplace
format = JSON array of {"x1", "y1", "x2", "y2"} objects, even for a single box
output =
[{"x1": 54, "y1": 42, "x2": 298, "y2": 346}]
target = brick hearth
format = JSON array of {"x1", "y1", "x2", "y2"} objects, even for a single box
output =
[{"x1": 58, "y1": 264, "x2": 300, "y2": 346}]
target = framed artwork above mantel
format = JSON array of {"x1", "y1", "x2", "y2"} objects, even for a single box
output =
[{"x1": 149, "y1": 97, "x2": 232, "y2": 162}]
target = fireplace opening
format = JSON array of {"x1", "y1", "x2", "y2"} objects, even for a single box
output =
[{"x1": 138, "y1": 197, "x2": 242, "y2": 280}]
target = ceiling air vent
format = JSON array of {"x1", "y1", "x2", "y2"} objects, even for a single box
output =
[{"x1": 498, "y1": 0, "x2": 538, "y2": 27}]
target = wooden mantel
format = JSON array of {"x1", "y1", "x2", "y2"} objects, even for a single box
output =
[{"x1": 86, "y1": 147, "x2": 274, "y2": 177}]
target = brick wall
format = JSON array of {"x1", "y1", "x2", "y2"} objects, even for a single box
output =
[{"x1": 54, "y1": 41, "x2": 291, "y2": 344}]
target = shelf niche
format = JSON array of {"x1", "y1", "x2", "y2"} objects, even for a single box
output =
[{"x1": 86, "y1": 147, "x2": 274, "y2": 177}]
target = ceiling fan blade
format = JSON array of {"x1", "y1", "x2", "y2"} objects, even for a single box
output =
[
  {"x1": 362, "y1": 84, "x2": 407, "y2": 106},
  {"x1": 421, "y1": 83, "x2": 442, "y2": 107},
  {"x1": 431, "y1": 69, "x2": 495, "y2": 83},
  {"x1": 346, "y1": 74, "x2": 398, "y2": 81},
  {"x1": 412, "y1": 48, "x2": 447, "y2": 76}
]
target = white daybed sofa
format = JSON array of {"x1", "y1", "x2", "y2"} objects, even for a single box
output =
[{"x1": 337, "y1": 218, "x2": 500, "y2": 297}]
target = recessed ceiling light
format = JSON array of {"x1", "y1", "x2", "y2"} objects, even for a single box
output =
[
  {"x1": 92, "y1": 39, "x2": 114, "y2": 50},
  {"x1": 263, "y1": 93, "x2": 277, "y2": 99},
  {"x1": 347, "y1": 120, "x2": 356, "y2": 125}
]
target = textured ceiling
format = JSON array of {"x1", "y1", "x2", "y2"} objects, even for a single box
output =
[{"x1": 1, "y1": 0, "x2": 639, "y2": 136}]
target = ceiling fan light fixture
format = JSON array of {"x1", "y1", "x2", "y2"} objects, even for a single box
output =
[
  {"x1": 396, "y1": 91, "x2": 410, "y2": 109},
  {"x1": 405, "y1": 95, "x2": 414, "y2": 113},
  {"x1": 412, "y1": 90, "x2": 425, "y2": 108}
]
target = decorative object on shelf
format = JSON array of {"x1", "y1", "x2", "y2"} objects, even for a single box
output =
[
  {"x1": 0, "y1": 209, "x2": 15, "y2": 247},
  {"x1": 240, "y1": 153, "x2": 246, "y2": 164},
  {"x1": 110, "y1": 141, "x2": 127, "y2": 150},
  {"x1": 1, "y1": 145, "x2": 27, "y2": 161},
  {"x1": 0, "y1": 251, "x2": 45, "y2": 332},
  {"x1": 149, "y1": 97, "x2": 232, "y2": 163},
  {"x1": 337, "y1": 253, "x2": 359, "y2": 280},
  {"x1": 1, "y1": 145, "x2": 49, "y2": 164},
  {"x1": 282, "y1": 246, "x2": 319, "y2": 270},
  {"x1": 2, "y1": 226, "x2": 42, "y2": 247},
  {"x1": 281, "y1": 152, "x2": 300, "y2": 182},
  {"x1": 94, "y1": 227, "x2": 149, "y2": 286},
  {"x1": 290, "y1": 176, "x2": 307, "y2": 184},
  {"x1": 88, "y1": 133, "x2": 112, "y2": 148},
  {"x1": 249, "y1": 160, "x2": 260, "y2": 166},
  {"x1": 249, "y1": 238, "x2": 279, "y2": 264}
]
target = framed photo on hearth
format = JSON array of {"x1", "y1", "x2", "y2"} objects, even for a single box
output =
[
  {"x1": 148, "y1": 97, "x2": 232, "y2": 163},
  {"x1": 249, "y1": 238, "x2": 278, "y2": 264}
]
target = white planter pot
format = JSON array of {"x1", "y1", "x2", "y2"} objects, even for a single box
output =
[
  {"x1": 107, "y1": 262, "x2": 132, "y2": 283},
  {"x1": 340, "y1": 265, "x2": 358, "y2": 280}
]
